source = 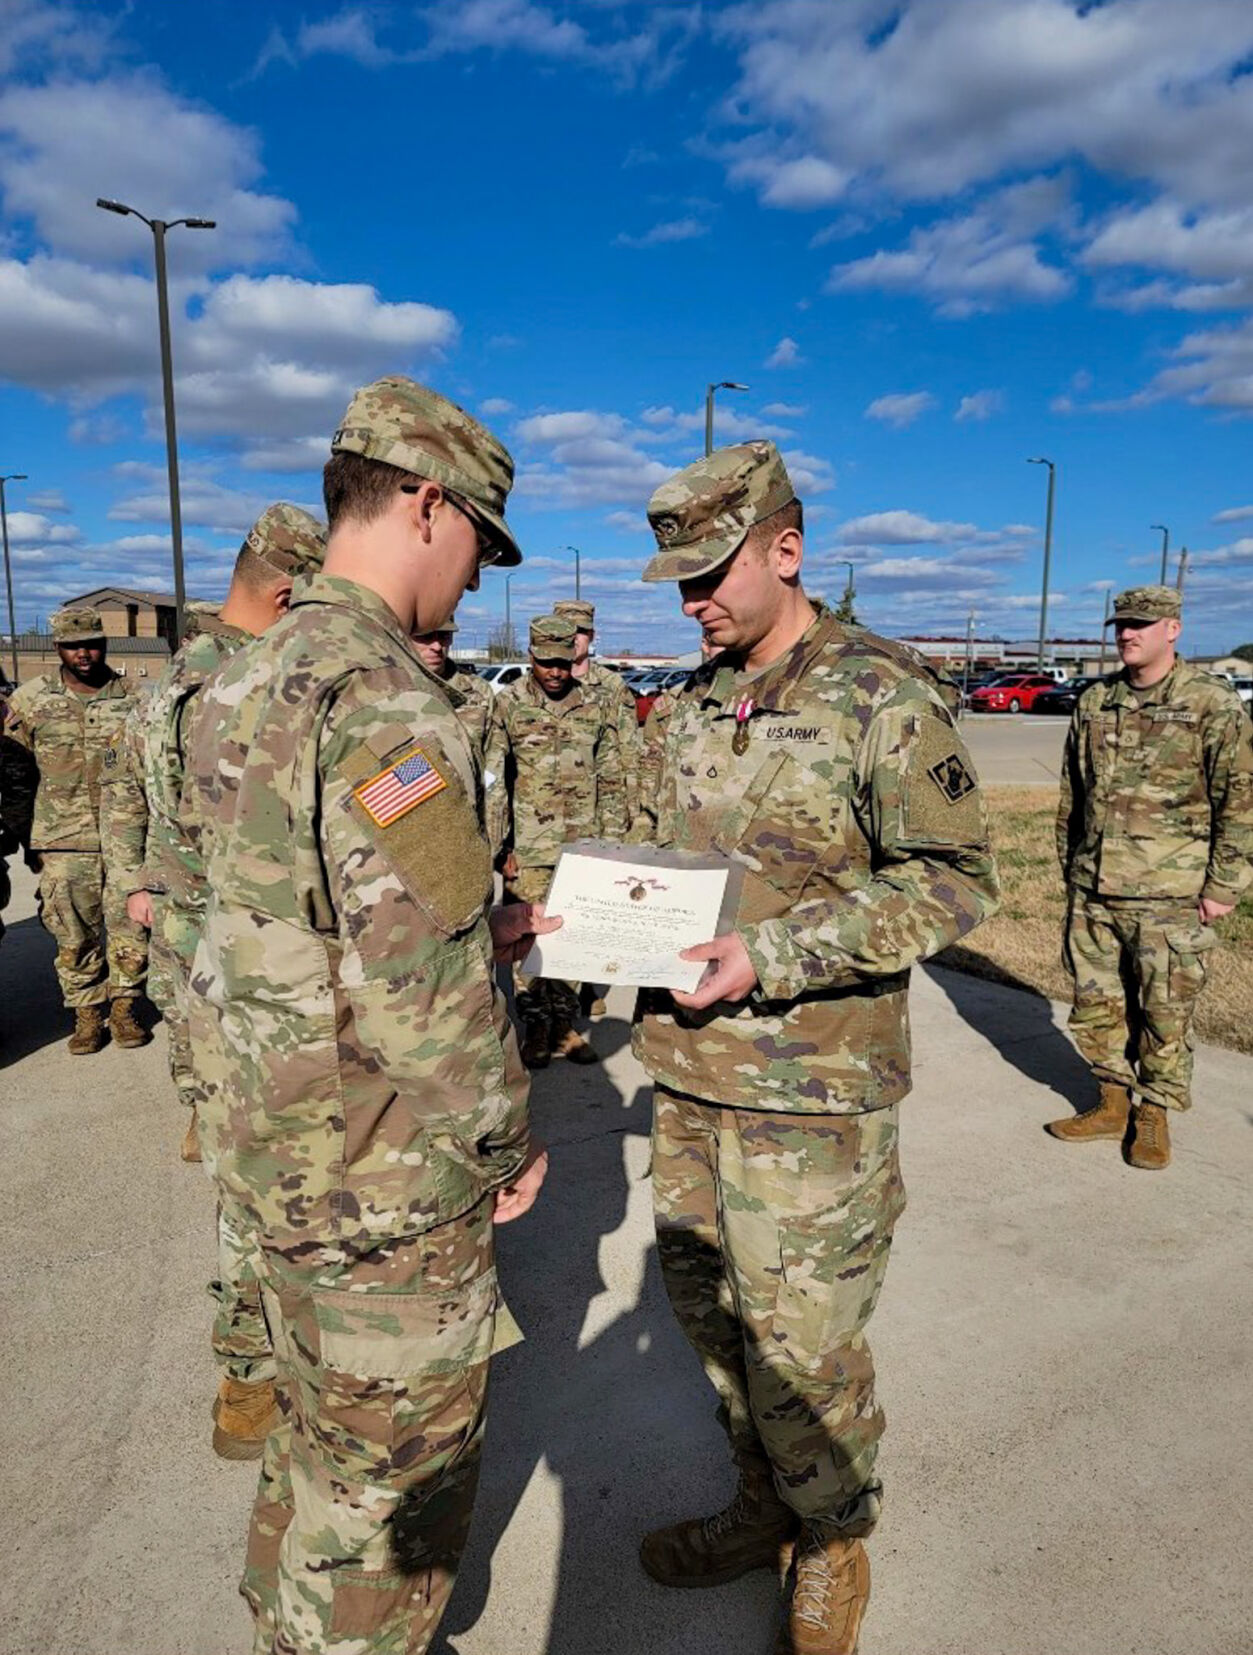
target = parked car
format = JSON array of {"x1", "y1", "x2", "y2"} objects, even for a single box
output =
[
  {"x1": 478, "y1": 662, "x2": 527, "y2": 693},
  {"x1": 1030, "y1": 675, "x2": 1103, "y2": 716},
  {"x1": 967, "y1": 673, "x2": 1060, "y2": 713},
  {"x1": 1232, "y1": 676, "x2": 1253, "y2": 708},
  {"x1": 633, "y1": 666, "x2": 691, "y2": 725}
]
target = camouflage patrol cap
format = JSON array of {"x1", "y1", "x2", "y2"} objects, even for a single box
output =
[
  {"x1": 529, "y1": 614, "x2": 577, "y2": 661},
  {"x1": 332, "y1": 376, "x2": 521, "y2": 567},
  {"x1": 643, "y1": 441, "x2": 797, "y2": 583},
  {"x1": 553, "y1": 598, "x2": 595, "y2": 632},
  {"x1": 243, "y1": 502, "x2": 327, "y2": 578},
  {"x1": 51, "y1": 607, "x2": 106, "y2": 643},
  {"x1": 1105, "y1": 584, "x2": 1182, "y2": 624},
  {"x1": 414, "y1": 618, "x2": 458, "y2": 637}
]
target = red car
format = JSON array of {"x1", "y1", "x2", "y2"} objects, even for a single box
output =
[{"x1": 967, "y1": 673, "x2": 1059, "y2": 713}]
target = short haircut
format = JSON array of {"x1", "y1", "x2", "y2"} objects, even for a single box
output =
[
  {"x1": 743, "y1": 498, "x2": 804, "y2": 557},
  {"x1": 323, "y1": 450, "x2": 421, "y2": 531},
  {"x1": 232, "y1": 545, "x2": 289, "y2": 592}
]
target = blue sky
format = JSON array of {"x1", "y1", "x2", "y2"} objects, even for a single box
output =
[{"x1": 2, "y1": 0, "x2": 1253, "y2": 657}]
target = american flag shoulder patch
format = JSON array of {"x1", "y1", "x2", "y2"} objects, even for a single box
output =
[{"x1": 353, "y1": 746, "x2": 447, "y2": 827}]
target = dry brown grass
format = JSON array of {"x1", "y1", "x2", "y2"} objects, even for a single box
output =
[{"x1": 935, "y1": 786, "x2": 1253, "y2": 1054}]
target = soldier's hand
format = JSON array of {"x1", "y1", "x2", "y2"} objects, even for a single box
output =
[
  {"x1": 493, "y1": 1143, "x2": 548, "y2": 1224},
  {"x1": 1198, "y1": 896, "x2": 1234, "y2": 926},
  {"x1": 126, "y1": 890, "x2": 154, "y2": 928},
  {"x1": 672, "y1": 932, "x2": 758, "y2": 1010},
  {"x1": 489, "y1": 900, "x2": 562, "y2": 963},
  {"x1": 501, "y1": 850, "x2": 519, "y2": 880}
]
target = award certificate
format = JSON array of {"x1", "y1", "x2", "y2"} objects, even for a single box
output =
[{"x1": 521, "y1": 842, "x2": 741, "y2": 993}]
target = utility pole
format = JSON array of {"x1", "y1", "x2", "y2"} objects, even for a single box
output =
[
  {"x1": 504, "y1": 572, "x2": 515, "y2": 657},
  {"x1": 1028, "y1": 457, "x2": 1056, "y2": 669},
  {"x1": 1175, "y1": 547, "x2": 1188, "y2": 594},
  {"x1": 704, "y1": 380, "x2": 749, "y2": 456},
  {"x1": 97, "y1": 198, "x2": 216, "y2": 642},
  {"x1": 1151, "y1": 523, "x2": 1169, "y2": 585},
  {"x1": 1, "y1": 472, "x2": 27, "y2": 684},
  {"x1": 1098, "y1": 588, "x2": 1111, "y2": 676},
  {"x1": 963, "y1": 609, "x2": 975, "y2": 707}
]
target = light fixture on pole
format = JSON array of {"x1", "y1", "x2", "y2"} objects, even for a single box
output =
[
  {"x1": 0, "y1": 472, "x2": 27, "y2": 684},
  {"x1": 96, "y1": 197, "x2": 216, "y2": 644},
  {"x1": 704, "y1": 381, "x2": 749, "y2": 457},
  {"x1": 1027, "y1": 457, "x2": 1056, "y2": 670},
  {"x1": 565, "y1": 545, "x2": 582, "y2": 600},
  {"x1": 1151, "y1": 523, "x2": 1169, "y2": 584}
]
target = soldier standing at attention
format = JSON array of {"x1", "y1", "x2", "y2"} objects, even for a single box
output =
[
  {"x1": 184, "y1": 377, "x2": 553, "y2": 1655},
  {"x1": 1049, "y1": 585, "x2": 1253, "y2": 1169},
  {"x1": 0, "y1": 608, "x2": 149, "y2": 1052},
  {"x1": 485, "y1": 613, "x2": 628, "y2": 1068},
  {"x1": 632, "y1": 443, "x2": 999, "y2": 1655},
  {"x1": 552, "y1": 596, "x2": 642, "y2": 814},
  {"x1": 411, "y1": 618, "x2": 496, "y2": 767},
  {"x1": 106, "y1": 505, "x2": 326, "y2": 1464}
]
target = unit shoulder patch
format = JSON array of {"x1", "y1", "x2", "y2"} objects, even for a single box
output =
[
  {"x1": 353, "y1": 745, "x2": 446, "y2": 827},
  {"x1": 927, "y1": 750, "x2": 976, "y2": 803},
  {"x1": 904, "y1": 715, "x2": 987, "y2": 846}
]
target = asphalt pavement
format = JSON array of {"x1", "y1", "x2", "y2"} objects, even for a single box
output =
[{"x1": 2, "y1": 815, "x2": 1251, "y2": 1654}]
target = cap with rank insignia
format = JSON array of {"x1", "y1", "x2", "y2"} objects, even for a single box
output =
[
  {"x1": 1104, "y1": 584, "x2": 1181, "y2": 624},
  {"x1": 642, "y1": 442, "x2": 797, "y2": 583}
]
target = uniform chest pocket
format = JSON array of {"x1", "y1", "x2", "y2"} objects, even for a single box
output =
[{"x1": 712, "y1": 749, "x2": 834, "y2": 921}]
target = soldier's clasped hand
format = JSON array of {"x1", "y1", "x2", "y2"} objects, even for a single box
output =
[{"x1": 673, "y1": 931, "x2": 758, "y2": 1010}]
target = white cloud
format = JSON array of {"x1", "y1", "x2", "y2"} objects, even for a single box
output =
[
  {"x1": 782, "y1": 449, "x2": 835, "y2": 495},
  {"x1": 4, "y1": 510, "x2": 82, "y2": 545},
  {"x1": 761, "y1": 401, "x2": 807, "y2": 417},
  {"x1": 865, "y1": 391, "x2": 937, "y2": 429},
  {"x1": 615, "y1": 216, "x2": 710, "y2": 248},
  {"x1": 480, "y1": 397, "x2": 515, "y2": 415},
  {"x1": 838, "y1": 511, "x2": 976, "y2": 546},
  {"x1": 829, "y1": 178, "x2": 1072, "y2": 316},
  {"x1": 514, "y1": 409, "x2": 672, "y2": 508},
  {"x1": 23, "y1": 488, "x2": 69, "y2": 513},
  {"x1": 955, "y1": 389, "x2": 1005, "y2": 422},
  {"x1": 730, "y1": 154, "x2": 850, "y2": 210},
  {"x1": 764, "y1": 335, "x2": 804, "y2": 369},
  {"x1": 1116, "y1": 314, "x2": 1253, "y2": 414},
  {"x1": 1213, "y1": 505, "x2": 1253, "y2": 524}
]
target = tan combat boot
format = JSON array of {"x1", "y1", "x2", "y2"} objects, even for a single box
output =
[
  {"x1": 212, "y1": 1376, "x2": 280, "y2": 1461},
  {"x1": 1125, "y1": 1102, "x2": 1171, "y2": 1171},
  {"x1": 180, "y1": 1107, "x2": 202, "y2": 1164},
  {"x1": 640, "y1": 1472, "x2": 797, "y2": 1588},
  {"x1": 776, "y1": 1530, "x2": 871, "y2": 1655},
  {"x1": 109, "y1": 997, "x2": 150, "y2": 1049},
  {"x1": 67, "y1": 1005, "x2": 107, "y2": 1055},
  {"x1": 1045, "y1": 1081, "x2": 1131, "y2": 1142}
]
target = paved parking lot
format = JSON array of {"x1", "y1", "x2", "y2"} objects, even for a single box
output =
[{"x1": 960, "y1": 711, "x2": 1067, "y2": 786}]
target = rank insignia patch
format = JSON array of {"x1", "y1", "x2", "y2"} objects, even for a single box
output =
[
  {"x1": 928, "y1": 752, "x2": 976, "y2": 804},
  {"x1": 354, "y1": 746, "x2": 446, "y2": 827}
]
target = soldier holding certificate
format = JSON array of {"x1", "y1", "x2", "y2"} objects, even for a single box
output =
[{"x1": 632, "y1": 442, "x2": 999, "y2": 1655}]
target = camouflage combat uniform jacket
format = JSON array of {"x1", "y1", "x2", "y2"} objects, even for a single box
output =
[
  {"x1": 485, "y1": 672, "x2": 629, "y2": 869},
  {"x1": 185, "y1": 574, "x2": 530, "y2": 1261},
  {"x1": 446, "y1": 660, "x2": 495, "y2": 764},
  {"x1": 0, "y1": 668, "x2": 137, "y2": 851},
  {"x1": 634, "y1": 604, "x2": 1000, "y2": 1113},
  {"x1": 579, "y1": 658, "x2": 642, "y2": 819},
  {"x1": 1057, "y1": 662, "x2": 1253, "y2": 902}
]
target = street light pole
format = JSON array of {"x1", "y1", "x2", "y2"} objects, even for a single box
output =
[
  {"x1": 0, "y1": 472, "x2": 27, "y2": 684},
  {"x1": 97, "y1": 198, "x2": 216, "y2": 643},
  {"x1": 1176, "y1": 547, "x2": 1188, "y2": 595},
  {"x1": 565, "y1": 545, "x2": 581, "y2": 600},
  {"x1": 1098, "y1": 587, "x2": 1111, "y2": 676},
  {"x1": 1028, "y1": 457, "x2": 1056, "y2": 670},
  {"x1": 704, "y1": 380, "x2": 749, "y2": 456},
  {"x1": 1151, "y1": 524, "x2": 1169, "y2": 584},
  {"x1": 504, "y1": 573, "x2": 514, "y2": 657}
]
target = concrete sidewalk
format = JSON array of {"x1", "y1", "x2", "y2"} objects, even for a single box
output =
[{"x1": 2, "y1": 859, "x2": 1250, "y2": 1655}]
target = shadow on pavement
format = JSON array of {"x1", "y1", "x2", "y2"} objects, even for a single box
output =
[
  {"x1": 436, "y1": 1016, "x2": 728, "y2": 1655},
  {"x1": 0, "y1": 911, "x2": 72, "y2": 1066},
  {"x1": 925, "y1": 959, "x2": 1094, "y2": 1116}
]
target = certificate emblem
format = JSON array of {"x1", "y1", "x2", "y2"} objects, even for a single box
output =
[{"x1": 616, "y1": 876, "x2": 668, "y2": 901}]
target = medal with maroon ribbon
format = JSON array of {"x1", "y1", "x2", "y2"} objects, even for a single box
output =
[{"x1": 732, "y1": 695, "x2": 754, "y2": 755}]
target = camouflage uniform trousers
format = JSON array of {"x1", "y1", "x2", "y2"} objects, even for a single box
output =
[
  {"x1": 245, "y1": 1197, "x2": 500, "y2": 1655},
  {"x1": 506, "y1": 865, "x2": 580, "y2": 1042},
  {"x1": 1064, "y1": 890, "x2": 1217, "y2": 1112},
  {"x1": 652, "y1": 1086, "x2": 906, "y2": 1534},
  {"x1": 36, "y1": 850, "x2": 147, "y2": 1007},
  {"x1": 149, "y1": 895, "x2": 277, "y2": 1385}
]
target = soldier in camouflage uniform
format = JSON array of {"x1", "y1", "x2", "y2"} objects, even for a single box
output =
[
  {"x1": 552, "y1": 596, "x2": 642, "y2": 816},
  {"x1": 184, "y1": 377, "x2": 552, "y2": 1655},
  {"x1": 411, "y1": 618, "x2": 496, "y2": 769},
  {"x1": 485, "y1": 613, "x2": 628, "y2": 1067},
  {"x1": 1049, "y1": 585, "x2": 1253, "y2": 1170},
  {"x1": 0, "y1": 608, "x2": 149, "y2": 1052},
  {"x1": 106, "y1": 505, "x2": 327, "y2": 1462},
  {"x1": 632, "y1": 444, "x2": 999, "y2": 1655}
]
